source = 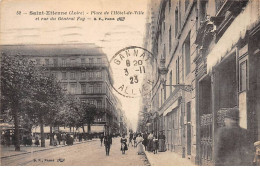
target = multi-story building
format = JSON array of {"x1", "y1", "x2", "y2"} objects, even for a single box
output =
[
  {"x1": 143, "y1": 0, "x2": 198, "y2": 163},
  {"x1": 194, "y1": 0, "x2": 260, "y2": 165},
  {"x1": 1, "y1": 43, "x2": 122, "y2": 135},
  {"x1": 142, "y1": 0, "x2": 260, "y2": 166}
]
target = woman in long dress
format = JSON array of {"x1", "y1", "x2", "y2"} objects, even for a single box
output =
[
  {"x1": 147, "y1": 133, "x2": 154, "y2": 151},
  {"x1": 120, "y1": 134, "x2": 128, "y2": 154},
  {"x1": 136, "y1": 134, "x2": 144, "y2": 155},
  {"x1": 158, "y1": 132, "x2": 166, "y2": 152}
]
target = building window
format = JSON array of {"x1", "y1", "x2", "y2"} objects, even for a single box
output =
[
  {"x1": 62, "y1": 59, "x2": 66, "y2": 67},
  {"x1": 163, "y1": 44, "x2": 166, "y2": 59},
  {"x1": 81, "y1": 58, "x2": 86, "y2": 66},
  {"x1": 96, "y1": 84, "x2": 102, "y2": 93},
  {"x1": 89, "y1": 58, "x2": 94, "y2": 64},
  {"x1": 175, "y1": 8, "x2": 179, "y2": 37},
  {"x1": 200, "y1": 0, "x2": 208, "y2": 21},
  {"x1": 169, "y1": 0, "x2": 171, "y2": 11},
  {"x1": 97, "y1": 58, "x2": 102, "y2": 64},
  {"x1": 169, "y1": 27, "x2": 172, "y2": 53},
  {"x1": 164, "y1": 84, "x2": 166, "y2": 101},
  {"x1": 239, "y1": 60, "x2": 247, "y2": 92},
  {"x1": 81, "y1": 72, "x2": 86, "y2": 79},
  {"x1": 53, "y1": 58, "x2": 58, "y2": 67},
  {"x1": 89, "y1": 84, "x2": 94, "y2": 93},
  {"x1": 185, "y1": 0, "x2": 189, "y2": 11},
  {"x1": 70, "y1": 59, "x2": 76, "y2": 66},
  {"x1": 36, "y1": 58, "x2": 40, "y2": 65},
  {"x1": 44, "y1": 71, "x2": 49, "y2": 77},
  {"x1": 169, "y1": 70, "x2": 173, "y2": 93},
  {"x1": 161, "y1": 88, "x2": 163, "y2": 106},
  {"x1": 89, "y1": 71, "x2": 94, "y2": 79},
  {"x1": 163, "y1": 21, "x2": 165, "y2": 32},
  {"x1": 97, "y1": 71, "x2": 102, "y2": 78},
  {"x1": 70, "y1": 84, "x2": 76, "y2": 94},
  {"x1": 81, "y1": 84, "x2": 86, "y2": 94},
  {"x1": 61, "y1": 83, "x2": 67, "y2": 91},
  {"x1": 51, "y1": 72, "x2": 57, "y2": 78},
  {"x1": 81, "y1": 99, "x2": 87, "y2": 103},
  {"x1": 45, "y1": 59, "x2": 49, "y2": 66},
  {"x1": 215, "y1": 0, "x2": 227, "y2": 14},
  {"x1": 97, "y1": 100, "x2": 102, "y2": 109},
  {"x1": 70, "y1": 72, "x2": 76, "y2": 80},
  {"x1": 184, "y1": 32, "x2": 191, "y2": 76},
  {"x1": 176, "y1": 57, "x2": 180, "y2": 84},
  {"x1": 187, "y1": 102, "x2": 191, "y2": 122},
  {"x1": 62, "y1": 72, "x2": 67, "y2": 80},
  {"x1": 89, "y1": 99, "x2": 95, "y2": 106}
]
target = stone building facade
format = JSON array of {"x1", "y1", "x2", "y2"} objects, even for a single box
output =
[
  {"x1": 1, "y1": 43, "x2": 124, "y2": 135},
  {"x1": 142, "y1": 0, "x2": 260, "y2": 165}
]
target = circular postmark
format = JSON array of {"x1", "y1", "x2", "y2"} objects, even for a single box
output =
[{"x1": 109, "y1": 46, "x2": 157, "y2": 98}]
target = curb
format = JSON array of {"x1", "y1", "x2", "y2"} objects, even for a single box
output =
[
  {"x1": 1, "y1": 139, "x2": 97, "y2": 159},
  {"x1": 142, "y1": 146, "x2": 151, "y2": 166}
]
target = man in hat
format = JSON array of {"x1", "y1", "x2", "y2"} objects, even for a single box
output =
[{"x1": 214, "y1": 108, "x2": 254, "y2": 166}]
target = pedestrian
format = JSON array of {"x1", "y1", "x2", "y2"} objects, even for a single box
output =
[
  {"x1": 136, "y1": 133, "x2": 144, "y2": 155},
  {"x1": 4, "y1": 131, "x2": 11, "y2": 147},
  {"x1": 147, "y1": 132, "x2": 153, "y2": 151},
  {"x1": 35, "y1": 134, "x2": 40, "y2": 147},
  {"x1": 62, "y1": 133, "x2": 66, "y2": 145},
  {"x1": 128, "y1": 132, "x2": 133, "y2": 147},
  {"x1": 153, "y1": 135, "x2": 159, "y2": 154},
  {"x1": 100, "y1": 134, "x2": 104, "y2": 146},
  {"x1": 22, "y1": 133, "x2": 27, "y2": 146},
  {"x1": 214, "y1": 108, "x2": 254, "y2": 166},
  {"x1": 27, "y1": 134, "x2": 32, "y2": 146},
  {"x1": 133, "y1": 133, "x2": 137, "y2": 148},
  {"x1": 143, "y1": 132, "x2": 148, "y2": 151},
  {"x1": 120, "y1": 134, "x2": 128, "y2": 154},
  {"x1": 53, "y1": 134, "x2": 58, "y2": 146},
  {"x1": 79, "y1": 133, "x2": 82, "y2": 142},
  {"x1": 104, "y1": 134, "x2": 112, "y2": 156},
  {"x1": 158, "y1": 131, "x2": 166, "y2": 152},
  {"x1": 57, "y1": 132, "x2": 61, "y2": 145}
]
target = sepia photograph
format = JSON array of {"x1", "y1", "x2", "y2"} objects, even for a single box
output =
[{"x1": 0, "y1": 0, "x2": 260, "y2": 166}]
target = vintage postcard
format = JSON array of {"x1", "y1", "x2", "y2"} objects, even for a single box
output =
[{"x1": 0, "y1": 0, "x2": 260, "y2": 166}]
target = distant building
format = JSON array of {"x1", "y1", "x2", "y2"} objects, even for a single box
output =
[{"x1": 1, "y1": 43, "x2": 123, "y2": 135}]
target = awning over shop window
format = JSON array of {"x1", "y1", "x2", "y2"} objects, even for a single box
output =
[
  {"x1": 77, "y1": 125, "x2": 104, "y2": 133},
  {"x1": 32, "y1": 125, "x2": 105, "y2": 133},
  {"x1": 163, "y1": 99, "x2": 179, "y2": 116},
  {"x1": 207, "y1": 0, "x2": 260, "y2": 72}
]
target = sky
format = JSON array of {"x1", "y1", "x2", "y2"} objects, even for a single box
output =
[{"x1": 0, "y1": 0, "x2": 149, "y2": 131}]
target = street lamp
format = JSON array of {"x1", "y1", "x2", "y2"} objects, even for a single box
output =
[{"x1": 158, "y1": 58, "x2": 193, "y2": 93}]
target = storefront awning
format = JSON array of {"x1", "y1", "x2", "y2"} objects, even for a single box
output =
[
  {"x1": 207, "y1": 0, "x2": 260, "y2": 72},
  {"x1": 77, "y1": 125, "x2": 104, "y2": 133},
  {"x1": 163, "y1": 99, "x2": 179, "y2": 116},
  {"x1": 32, "y1": 125, "x2": 105, "y2": 133}
]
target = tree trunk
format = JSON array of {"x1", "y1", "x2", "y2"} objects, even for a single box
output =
[
  {"x1": 50, "y1": 125, "x2": 53, "y2": 146},
  {"x1": 40, "y1": 120, "x2": 45, "y2": 147},
  {"x1": 82, "y1": 124, "x2": 85, "y2": 134},
  {"x1": 87, "y1": 124, "x2": 91, "y2": 140},
  {"x1": 87, "y1": 124, "x2": 91, "y2": 134},
  {"x1": 82, "y1": 124, "x2": 85, "y2": 140},
  {"x1": 13, "y1": 106, "x2": 20, "y2": 151}
]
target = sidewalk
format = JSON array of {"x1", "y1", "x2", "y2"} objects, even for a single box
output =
[
  {"x1": 144, "y1": 149, "x2": 195, "y2": 166},
  {"x1": 1, "y1": 138, "x2": 98, "y2": 158}
]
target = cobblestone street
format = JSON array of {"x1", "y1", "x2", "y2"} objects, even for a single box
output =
[{"x1": 1, "y1": 138, "x2": 150, "y2": 166}]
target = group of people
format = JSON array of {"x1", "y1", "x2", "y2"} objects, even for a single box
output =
[
  {"x1": 143, "y1": 132, "x2": 166, "y2": 154},
  {"x1": 98, "y1": 131, "x2": 166, "y2": 156}
]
